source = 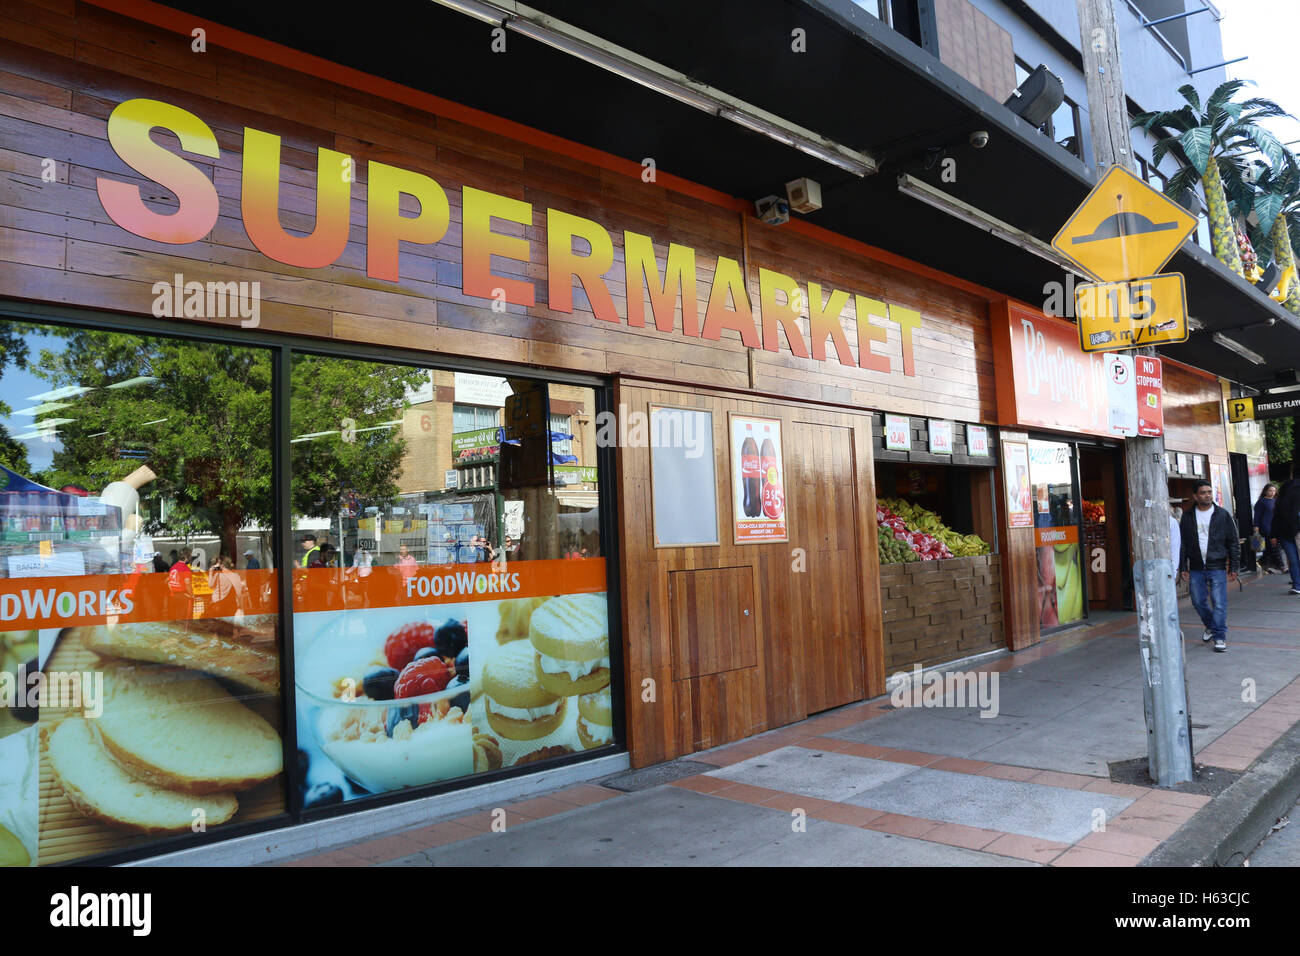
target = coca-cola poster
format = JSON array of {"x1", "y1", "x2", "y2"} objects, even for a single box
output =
[{"x1": 729, "y1": 413, "x2": 787, "y2": 544}]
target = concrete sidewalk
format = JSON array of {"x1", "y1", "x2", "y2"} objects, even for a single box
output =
[{"x1": 278, "y1": 575, "x2": 1300, "y2": 867}]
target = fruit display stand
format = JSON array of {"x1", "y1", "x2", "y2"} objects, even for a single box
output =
[{"x1": 875, "y1": 498, "x2": 1002, "y2": 671}]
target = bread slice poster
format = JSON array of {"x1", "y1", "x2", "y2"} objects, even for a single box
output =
[
  {"x1": 11, "y1": 610, "x2": 287, "y2": 867},
  {"x1": 293, "y1": 561, "x2": 612, "y2": 809}
]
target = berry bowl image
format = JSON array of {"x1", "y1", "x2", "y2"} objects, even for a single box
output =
[{"x1": 294, "y1": 610, "x2": 475, "y2": 793}]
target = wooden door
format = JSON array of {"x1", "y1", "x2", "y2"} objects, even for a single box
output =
[{"x1": 788, "y1": 422, "x2": 865, "y2": 713}]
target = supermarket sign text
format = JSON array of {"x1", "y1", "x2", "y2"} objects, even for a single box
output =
[{"x1": 96, "y1": 98, "x2": 924, "y2": 373}]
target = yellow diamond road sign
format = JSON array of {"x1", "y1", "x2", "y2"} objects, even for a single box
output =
[{"x1": 1052, "y1": 165, "x2": 1198, "y2": 282}]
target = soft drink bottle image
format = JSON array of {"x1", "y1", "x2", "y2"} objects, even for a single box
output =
[
  {"x1": 760, "y1": 426, "x2": 784, "y2": 520},
  {"x1": 740, "y1": 426, "x2": 761, "y2": 517}
]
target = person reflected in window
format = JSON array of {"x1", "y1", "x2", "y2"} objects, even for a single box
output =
[
  {"x1": 208, "y1": 554, "x2": 249, "y2": 619},
  {"x1": 396, "y1": 544, "x2": 418, "y2": 580},
  {"x1": 167, "y1": 548, "x2": 194, "y2": 621},
  {"x1": 300, "y1": 534, "x2": 320, "y2": 568}
]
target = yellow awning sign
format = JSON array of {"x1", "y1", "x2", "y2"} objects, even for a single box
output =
[
  {"x1": 1226, "y1": 397, "x2": 1255, "y2": 423},
  {"x1": 1052, "y1": 165, "x2": 1198, "y2": 282}
]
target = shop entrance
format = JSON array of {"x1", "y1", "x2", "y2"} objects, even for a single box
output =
[
  {"x1": 1078, "y1": 445, "x2": 1130, "y2": 611},
  {"x1": 787, "y1": 421, "x2": 865, "y2": 714}
]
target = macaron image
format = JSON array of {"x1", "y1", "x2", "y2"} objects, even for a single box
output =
[
  {"x1": 495, "y1": 597, "x2": 549, "y2": 644},
  {"x1": 529, "y1": 593, "x2": 609, "y2": 697},
  {"x1": 482, "y1": 640, "x2": 567, "y2": 741},
  {"x1": 576, "y1": 690, "x2": 614, "y2": 750}
]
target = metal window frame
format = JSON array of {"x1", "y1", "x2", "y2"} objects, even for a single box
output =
[{"x1": 0, "y1": 299, "x2": 623, "y2": 864}]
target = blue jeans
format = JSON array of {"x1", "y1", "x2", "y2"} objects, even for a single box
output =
[
  {"x1": 1188, "y1": 569, "x2": 1228, "y2": 642},
  {"x1": 1281, "y1": 536, "x2": 1300, "y2": 590}
]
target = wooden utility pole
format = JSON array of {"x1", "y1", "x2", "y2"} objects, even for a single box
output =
[{"x1": 1076, "y1": 0, "x2": 1193, "y2": 785}]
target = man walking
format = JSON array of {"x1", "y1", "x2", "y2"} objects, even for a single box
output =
[
  {"x1": 1270, "y1": 478, "x2": 1300, "y2": 596},
  {"x1": 1179, "y1": 480, "x2": 1239, "y2": 652}
]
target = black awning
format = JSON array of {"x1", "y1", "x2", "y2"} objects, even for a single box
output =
[{"x1": 152, "y1": 0, "x2": 1300, "y2": 389}]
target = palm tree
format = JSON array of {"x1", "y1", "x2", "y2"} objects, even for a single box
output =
[
  {"x1": 1133, "y1": 81, "x2": 1290, "y2": 278},
  {"x1": 1242, "y1": 156, "x2": 1300, "y2": 313}
]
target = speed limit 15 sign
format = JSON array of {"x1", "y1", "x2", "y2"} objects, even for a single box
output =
[{"x1": 1074, "y1": 273, "x2": 1188, "y2": 353}]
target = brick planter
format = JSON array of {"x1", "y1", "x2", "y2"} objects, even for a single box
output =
[{"x1": 880, "y1": 554, "x2": 1004, "y2": 673}]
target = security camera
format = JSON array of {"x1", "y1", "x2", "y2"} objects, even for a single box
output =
[
  {"x1": 969, "y1": 130, "x2": 990, "y2": 149},
  {"x1": 755, "y1": 195, "x2": 790, "y2": 226}
]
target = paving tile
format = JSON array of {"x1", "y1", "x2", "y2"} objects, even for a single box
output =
[
  {"x1": 1126, "y1": 796, "x2": 1198, "y2": 823},
  {"x1": 1076, "y1": 829, "x2": 1162, "y2": 858},
  {"x1": 756, "y1": 790, "x2": 812, "y2": 812},
  {"x1": 450, "y1": 809, "x2": 514, "y2": 834},
  {"x1": 864, "y1": 812, "x2": 942, "y2": 838},
  {"x1": 289, "y1": 849, "x2": 370, "y2": 867},
  {"x1": 924, "y1": 822, "x2": 1002, "y2": 850},
  {"x1": 806, "y1": 803, "x2": 888, "y2": 828},
  {"x1": 839, "y1": 742, "x2": 898, "y2": 759},
  {"x1": 1028, "y1": 770, "x2": 1098, "y2": 790},
  {"x1": 977, "y1": 764, "x2": 1039, "y2": 781},
  {"x1": 508, "y1": 795, "x2": 580, "y2": 820},
  {"x1": 549, "y1": 784, "x2": 622, "y2": 807},
  {"x1": 399, "y1": 820, "x2": 482, "y2": 849},
  {"x1": 982, "y1": 833, "x2": 1069, "y2": 864},
  {"x1": 707, "y1": 746, "x2": 920, "y2": 802},
  {"x1": 1051, "y1": 846, "x2": 1139, "y2": 867},
  {"x1": 879, "y1": 749, "x2": 942, "y2": 766},
  {"x1": 1082, "y1": 779, "x2": 1151, "y2": 799},
  {"x1": 1106, "y1": 815, "x2": 1182, "y2": 841},
  {"x1": 670, "y1": 774, "x2": 736, "y2": 795},
  {"x1": 349, "y1": 833, "x2": 427, "y2": 863},
  {"x1": 797, "y1": 736, "x2": 857, "y2": 753},
  {"x1": 929, "y1": 756, "x2": 994, "y2": 775},
  {"x1": 712, "y1": 782, "x2": 782, "y2": 805},
  {"x1": 849, "y1": 766, "x2": 1132, "y2": 844},
  {"x1": 1139, "y1": 789, "x2": 1212, "y2": 809}
]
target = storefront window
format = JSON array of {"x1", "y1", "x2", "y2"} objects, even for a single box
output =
[
  {"x1": 1029, "y1": 439, "x2": 1085, "y2": 628},
  {"x1": 290, "y1": 358, "x2": 610, "y2": 811},
  {"x1": 0, "y1": 320, "x2": 282, "y2": 866}
]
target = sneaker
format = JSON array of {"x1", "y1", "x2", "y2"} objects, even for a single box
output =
[
  {"x1": 1202, "y1": 629, "x2": 1213, "y2": 642},
  {"x1": 1214, "y1": 638, "x2": 1227, "y2": 652},
  {"x1": 1290, "y1": 588, "x2": 1300, "y2": 596}
]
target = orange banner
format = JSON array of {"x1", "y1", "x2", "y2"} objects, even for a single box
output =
[
  {"x1": 0, "y1": 569, "x2": 278, "y2": 630},
  {"x1": 290, "y1": 558, "x2": 607, "y2": 614},
  {"x1": 1034, "y1": 526, "x2": 1080, "y2": 548}
]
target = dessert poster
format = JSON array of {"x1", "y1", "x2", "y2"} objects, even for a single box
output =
[
  {"x1": 730, "y1": 414, "x2": 787, "y2": 544},
  {"x1": 292, "y1": 560, "x2": 612, "y2": 810},
  {"x1": 1003, "y1": 441, "x2": 1032, "y2": 528}
]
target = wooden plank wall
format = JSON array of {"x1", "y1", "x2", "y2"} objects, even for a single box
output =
[
  {"x1": 0, "y1": 2, "x2": 997, "y2": 424},
  {"x1": 616, "y1": 380, "x2": 883, "y2": 767},
  {"x1": 1163, "y1": 362, "x2": 1230, "y2": 473},
  {"x1": 0, "y1": 5, "x2": 1002, "y2": 768}
]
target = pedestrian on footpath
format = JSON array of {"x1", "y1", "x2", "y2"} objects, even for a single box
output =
[
  {"x1": 1179, "y1": 480, "x2": 1239, "y2": 652},
  {"x1": 1253, "y1": 483, "x2": 1285, "y2": 574},
  {"x1": 1270, "y1": 477, "x2": 1300, "y2": 596}
]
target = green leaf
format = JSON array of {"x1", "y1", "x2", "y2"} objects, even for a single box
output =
[
  {"x1": 1206, "y1": 80, "x2": 1248, "y2": 116},
  {"x1": 1254, "y1": 188, "x2": 1286, "y2": 234},
  {"x1": 1250, "y1": 126, "x2": 1286, "y2": 171},
  {"x1": 1179, "y1": 126, "x2": 1213, "y2": 174},
  {"x1": 1179, "y1": 84, "x2": 1202, "y2": 113}
]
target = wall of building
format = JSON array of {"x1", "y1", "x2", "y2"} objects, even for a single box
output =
[{"x1": 0, "y1": 2, "x2": 1010, "y2": 769}]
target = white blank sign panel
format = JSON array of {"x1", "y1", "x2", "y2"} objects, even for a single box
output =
[{"x1": 650, "y1": 406, "x2": 718, "y2": 547}]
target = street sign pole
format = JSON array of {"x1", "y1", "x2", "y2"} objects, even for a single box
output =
[{"x1": 1076, "y1": 0, "x2": 1193, "y2": 786}]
